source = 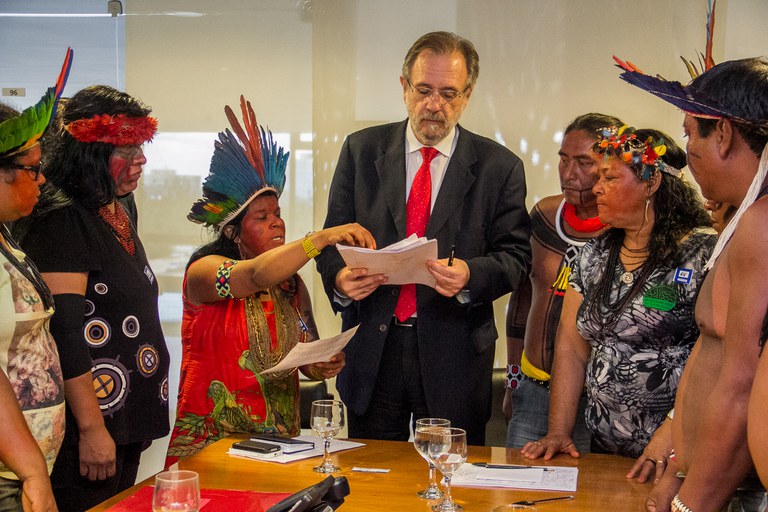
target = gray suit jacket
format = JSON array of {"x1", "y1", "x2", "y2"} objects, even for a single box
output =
[{"x1": 316, "y1": 120, "x2": 531, "y2": 444}]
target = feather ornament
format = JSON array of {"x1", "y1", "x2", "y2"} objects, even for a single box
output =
[
  {"x1": 0, "y1": 47, "x2": 73, "y2": 157},
  {"x1": 613, "y1": 54, "x2": 749, "y2": 123},
  {"x1": 680, "y1": 0, "x2": 717, "y2": 79},
  {"x1": 188, "y1": 97, "x2": 290, "y2": 229}
]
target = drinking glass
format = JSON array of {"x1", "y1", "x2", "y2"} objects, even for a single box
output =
[
  {"x1": 413, "y1": 418, "x2": 451, "y2": 499},
  {"x1": 152, "y1": 470, "x2": 200, "y2": 512},
  {"x1": 310, "y1": 399, "x2": 345, "y2": 473},
  {"x1": 427, "y1": 427, "x2": 467, "y2": 512}
]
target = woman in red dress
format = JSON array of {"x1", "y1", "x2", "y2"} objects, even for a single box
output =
[{"x1": 166, "y1": 98, "x2": 374, "y2": 464}]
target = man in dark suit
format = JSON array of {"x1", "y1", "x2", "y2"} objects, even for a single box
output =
[{"x1": 316, "y1": 31, "x2": 531, "y2": 446}]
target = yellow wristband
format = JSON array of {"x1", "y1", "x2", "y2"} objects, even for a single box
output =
[{"x1": 302, "y1": 235, "x2": 320, "y2": 259}]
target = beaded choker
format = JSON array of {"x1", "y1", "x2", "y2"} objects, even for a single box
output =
[{"x1": 563, "y1": 202, "x2": 605, "y2": 233}]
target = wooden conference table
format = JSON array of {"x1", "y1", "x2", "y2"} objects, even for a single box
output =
[{"x1": 89, "y1": 436, "x2": 650, "y2": 511}]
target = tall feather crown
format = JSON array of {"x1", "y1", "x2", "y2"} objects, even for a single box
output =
[
  {"x1": 188, "y1": 96, "x2": 289, "y2": 229},
  {"x1": 611, "y1": 0, "x2": 768, "y2": 127},
  {"x1": 0, "y1": 48, "x2": 72, "y2": 158}
]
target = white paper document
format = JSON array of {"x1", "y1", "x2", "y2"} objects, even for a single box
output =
[
  {"x1": 450, "y1": 464, "x2": 578, "y2": 492},
  {"x1": 260, "y1": 325, "x2": 359, "y2": 375},
  {"x1": 228, "y1": 436, "x2": 365, "y2": 464},
  {"x1": 336, "y1": 235, "x2": 438, "y2": 287}
]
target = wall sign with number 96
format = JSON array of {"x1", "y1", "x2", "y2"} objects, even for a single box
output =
[{"x1": 2, "y1": 88, "x2": 26, "y2": 97}]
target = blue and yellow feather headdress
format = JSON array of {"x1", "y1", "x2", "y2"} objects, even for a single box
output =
[
  {"x1": 0, "y1": 48, "x2": 73, "y2": 158},
  {"x1": 188, "y1": 96, "x2": 289, "y2": 229}
]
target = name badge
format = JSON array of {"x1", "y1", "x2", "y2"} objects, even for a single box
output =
[{"x1": 673, "y1": 267, "x2": 692, "y2": 285}]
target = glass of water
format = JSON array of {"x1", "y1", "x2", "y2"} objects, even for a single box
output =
[
  {"x1": 152, "y1": 470, "x2": 200, "y2": 512},
  {"x1": 428, "y1": 427, "x2": 467, "y2": 512},
  {"x1": 310, "y1": 399, "x2": 345, "y2": 473},
  {"x1": 414, "y1": 418, "x2": 451, "y2": 499}
]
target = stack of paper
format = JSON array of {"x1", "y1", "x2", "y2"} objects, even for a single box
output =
[
  {"x1": 450, "y1": 464, "x2": 578, "y2": 492},
  {"x1": 336, "y1": 235, "x2": 438, "y2": 287}
]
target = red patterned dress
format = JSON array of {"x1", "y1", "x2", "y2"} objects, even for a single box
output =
[{"x1": 166, "y1": 271, "x2": 308, "y2": 465}]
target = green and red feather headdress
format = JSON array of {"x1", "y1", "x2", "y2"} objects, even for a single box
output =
[
  {"x1": 188, "y1": 96, "x2": 289, "y2": 229},
  {"x1": 0, "y1": 48, "x2": 73, "y2": 158}
]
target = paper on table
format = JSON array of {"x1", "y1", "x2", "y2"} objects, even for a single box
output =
[
  {"x1": 451, "y1": 464, "x2": 578, "y2": 492},
  {"x1": 336, "y1": 235, "x2": 438, "y2": 287},
  {"x1": 476, "y1": 468, "x2": 544, "y2": 482},
  {"x1": 260, "y1": 325, "x2": 358, "y2": 375},
  {"x1": 228, "y1": 435, "x2": 365, "y2": 464}
]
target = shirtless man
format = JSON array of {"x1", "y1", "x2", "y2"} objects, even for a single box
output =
[
  {"x1": 504, "y1": 113, "x2": 620, "y2": 451},
  {"x1": 618, "y1": 57, "x2": 768, "y2": 512},
  {"x1": 749, "y1": 332, "x2": 768, "y2": 490}
]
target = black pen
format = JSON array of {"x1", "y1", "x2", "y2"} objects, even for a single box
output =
[
  {"x1": 448, "y1": 244, "x2": 455, "y2": 266},
  {"x1": 472, "y1": 462, "x2": 551, "y2": 471}
]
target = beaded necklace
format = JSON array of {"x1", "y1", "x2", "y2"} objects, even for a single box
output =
[
  {"x1": 244, "y1": 283, "x2": 306, "y2": 381},
  {"x1": 98, "y1": 202, "x2": 135, "y2": 255}
]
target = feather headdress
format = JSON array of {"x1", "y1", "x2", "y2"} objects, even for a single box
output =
[
  {"x1": 613, "y1": 0, "x2": 768, "y2": 271},
  {"x1": 593, "y1": 125, "x2": 677, "y2": 180},
  {"x1": 681, "y1": 0, "x2": 717, "y2": 80},
  {"x1": 0, "y1": 48, "x2": 73, "y2": 158},
  {"x1": 612, "y1": 1, "x2": 767, "y2": 128},
  {"x1": 188, "y1": 96, "x2": 289, "y2": 229}
]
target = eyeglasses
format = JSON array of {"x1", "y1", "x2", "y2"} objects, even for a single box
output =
[
  {"x1": 406, "y1": 79, "x2": 471, "y2": 105},
  {"x1": 11, "y1": 164, "x2": 43, "y2": 181}
]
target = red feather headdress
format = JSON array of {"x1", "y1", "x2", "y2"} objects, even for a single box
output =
[{"x1": 64, "y1": 113, "x2": 157, "y2": 145}]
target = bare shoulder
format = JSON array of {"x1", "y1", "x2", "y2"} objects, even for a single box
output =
[
  {"x1": 729, "y1": 199, "x2": 768, "y2": 259},
  {"x1": 534, "y1": 194, "x2": 564, "y2": 222}
]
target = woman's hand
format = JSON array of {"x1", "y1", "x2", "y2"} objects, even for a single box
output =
[
  {"x1": 302, "y1": 352, "x2": 345, "y2": 380},
  {"x1": 520, "y1": 433, "x2": 580, "y2": 460},
  {"x1": 627, "y1": 419, "x2": 673, "y2": 484},
  {"x1": 78, "y1": 424, "x2": 116, "y2": 481},
  {"x1": 318, "y1": 223, "x2": 376, "y2": 250}
]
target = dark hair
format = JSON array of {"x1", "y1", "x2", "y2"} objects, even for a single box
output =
[
  {"x1": 564, "y1": 112, "x2": 624, "y2": 137},
  {"x1": 402, "y1": 31, "x2": 479, "y2": 88},
  {"x1": 41, "y1": 85, "x2": 152, "y2": 211},
  {"x1": 606, "y1": 128, "x2": 711, "y2": 268},
  {"x1": 0, "y1": 103, "x2": 22, "y2": 178},
  {"x1": 690, "y1": 57, "x2": 768, "y2": 156},
  {"x1": 186, "y1": 191, "x2": 278, "y2": 269}
]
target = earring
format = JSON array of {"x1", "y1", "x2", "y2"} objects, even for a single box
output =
[{"x1": 644, "y1": 198, "x2": 650, "y2": 224}]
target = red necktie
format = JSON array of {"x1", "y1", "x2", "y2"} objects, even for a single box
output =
[{"x1": 394, "y1": 146, "x2": 438, "y2": 322}]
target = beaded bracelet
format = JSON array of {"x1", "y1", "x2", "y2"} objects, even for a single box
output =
[
  {"x1": 672, "y1": 494, "x2": 693, "y2": 512},
  {"x1": 505, "y1": 363, "x2": 523, "y2": 390},
  {"x1": 215, "y1": 259, "x2": 238, "y2": 298},
  {"x1": 302, "y1": 233, "x2": 320, "y2": 259}
]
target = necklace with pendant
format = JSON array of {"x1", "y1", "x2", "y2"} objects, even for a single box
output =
[{"x1": 620, "y1": 271, "x2": 634, "y2": 285}]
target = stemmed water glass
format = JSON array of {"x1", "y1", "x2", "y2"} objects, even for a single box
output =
[
  {"x1": 152, "y1": 470, "x2": 200, "y2": 512},
  {"x1": 427, "y1": 427, "x2": 467, "y2": 512},
  {"x1": 413, "y1": 418, "x2": 451, "y2": 499},
  {"x1": 310, "y1": 399, "x2": 345, "y2": 473}
]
